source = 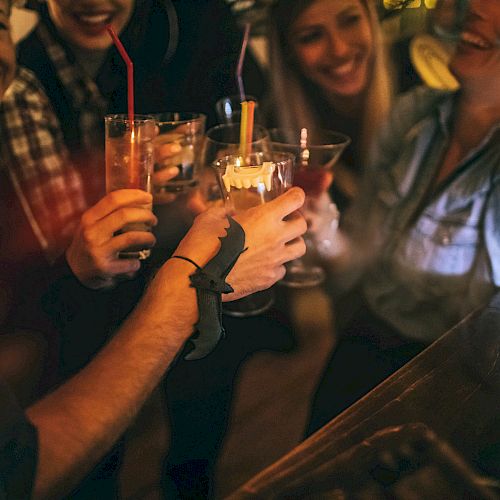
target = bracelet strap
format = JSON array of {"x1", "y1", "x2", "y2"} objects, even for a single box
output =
[
  {"x1": 170, "y1": 255, "x2": 202, "y2": 270},
  {"x1": 176, "y1": 216, "x2": 246, "y2": 360}
]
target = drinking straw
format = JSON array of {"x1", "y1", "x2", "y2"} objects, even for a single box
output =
[
  {"x1": 238, "y1": 100, "x2": 256, "y2": 166},
  {"x1": 236, "y1": 23, "x2": 251, "y2": 102},
  {"x1": 106, "y1": 25, "x2": 134, "y2": 124},
  {"x1": 106, "y1": 25, "x2": 138, "y2": 186},
  {"x1": 245, "y1": 100, "x2": 255, "y2": 154},
  {"x1": 239, "y1": 101, "x2": 249, "y2": 162},
  {"x1": 236, "y1": 24, "x2": 257, "y2": 165}
]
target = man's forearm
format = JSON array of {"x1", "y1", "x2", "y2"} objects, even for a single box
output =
[{"x1": 26, "y1": 259, "x2": 197, "y2": 499}]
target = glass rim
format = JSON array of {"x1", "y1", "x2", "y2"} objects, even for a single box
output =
[
  {"x1": 104, "y1": 113, "x2": 156, "y2": 124},
  {"x1": 269, "y1": 128, "x2": 351, "y2": 149},
  {"x1": 215, "y1": 94, "x2": 258, "y2": 103},
  {"x1": 212, "y1": 150, "x2": 295, "y2": 169},
  {"x1": 205, "y1": 123, "x2": 269, "y2": 144},
  {"x1": 152, "y1": 111, "x2": 207, "y2": 125}
]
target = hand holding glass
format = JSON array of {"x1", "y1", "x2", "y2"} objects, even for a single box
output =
[
  {"x1": 213, "y1": 151, "x2": 294, "y2": 316},
  {"x1": 105, "y1": 114, "x2": 156, "y2": 259},
  {"x1": 153, "y1": 112, "x2": 206, "y2": 196}
]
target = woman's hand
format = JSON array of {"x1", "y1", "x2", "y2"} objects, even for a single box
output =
[
  {"x1": 66, "y1": 190, "x2": 157, "y2": 289},
  {"x1": 227, "y1": 187, "x2": 307, "y2": 300},
  {"x1": 152, "y1": 138, "x2": 181, "y2": 205}
]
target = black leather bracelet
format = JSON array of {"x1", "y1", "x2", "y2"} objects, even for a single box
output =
[
  {"x1": 172, "y1": 216, "x2": 247, "y2": 360},
  {"x1": 170, "y1": 255, "x2": 202, "y2": 270}
]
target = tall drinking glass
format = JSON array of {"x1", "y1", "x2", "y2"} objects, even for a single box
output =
[
  {"x1": 269, "y1": 128, "x2": 350, "y2": 287},
  {"x1": 105, "y1": 114, "x2": 156, "y2": 259},
  {"x1": 153, "y1": 112, "x2": 206, "y2": 193},
  {"x1": 199, "y1": 123, "x2": 271, "y2": 208},
  {"x1": 213, "y1": 151, "x2": 294, "y2": 317}
]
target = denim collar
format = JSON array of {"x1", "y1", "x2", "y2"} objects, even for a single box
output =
[{"x1": 435, "y1": 91, "x2": 500, "y2": 148}]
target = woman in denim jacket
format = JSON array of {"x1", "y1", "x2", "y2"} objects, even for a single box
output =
[{"x1": 307, "y1": 0, "x2": 500, "y2": 435}]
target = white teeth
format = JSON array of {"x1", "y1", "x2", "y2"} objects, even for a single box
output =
[
  {"x1": 329, "y1": 60, "x2": 356, "y2": 77},
  {"x1": 460, "y1": 31, "x2": 492, "y2": 49},
  {"x1": 78, "y1": 14, "x2": 110, "y2": 24}
]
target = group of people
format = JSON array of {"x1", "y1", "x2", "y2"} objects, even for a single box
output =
[
  {"x1": 0, "y1": 0, "x2": 498, "y2": 497},
  {"x1": 269, "y1": 0, "x2": 500, "y2": 436}
]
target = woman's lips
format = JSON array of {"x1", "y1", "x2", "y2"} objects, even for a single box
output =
[
  {"x1": 321, "y1": 57, "x2": 360, "y2": 81},
  {"x1": 73, "y1": 11, "x2": 114, "y2": 33}
]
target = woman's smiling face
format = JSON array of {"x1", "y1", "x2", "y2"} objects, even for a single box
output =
[
  {"x1": 449, "y1": 0, "x2": 500, "y2": 89},
  {"x1": 289, "y1": 0, "x2": 374, "y2": 100},
  {"x1": 47, "y1": 0, "x2": 135, "y2": 50}
]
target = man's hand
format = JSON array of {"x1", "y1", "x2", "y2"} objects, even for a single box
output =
[
  {"x1": 66, "y1": 190, "x2": 157, "y2": 289},
  {"x1": 227, "y1": 187, "x2": 307, "y2": 300},
  {"x1": 172, "y1": 187, "x2": 307, "y2": 299},
  {"x1": 173, "y1": 206, "x2": 230, "y2": 267}
]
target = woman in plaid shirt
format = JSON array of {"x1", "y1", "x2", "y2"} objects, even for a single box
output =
[{"x1": 3, "y1": 0, "x2": 266, "y2": 262}]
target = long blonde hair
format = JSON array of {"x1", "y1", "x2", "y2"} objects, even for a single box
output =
[{"x1": 269, "y1": 0, "x2": 393, "y2": 162}]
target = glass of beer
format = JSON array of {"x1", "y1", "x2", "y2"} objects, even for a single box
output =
[
  {"x1": 105, "y1": 114, "x2": 156, "y2": 259},
  {"x1": 152, "y1": 112, "x2": 206, "y2": 193},
  {"x1": 213, "y1": 151, "x2": 294, "y2": 317}
]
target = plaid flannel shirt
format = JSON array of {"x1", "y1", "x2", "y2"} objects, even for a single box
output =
[
  {"x1": 0, "y1": 22, "x2": 109, "y2": 262},
  {"x1": 36, "y1": 22, "x2": 108, "y2": 151},
  {"x1": 0, "y1": 67, "x2": 87, "y2": 262}
]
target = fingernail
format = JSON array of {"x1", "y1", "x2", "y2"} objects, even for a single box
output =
[{"x1": 171, "y1": 143, "x2": 182, "y2": 153}]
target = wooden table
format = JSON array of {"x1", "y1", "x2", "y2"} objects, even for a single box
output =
[{"x1": 227, "y1": 308, "x2": 500, "y2": 498}]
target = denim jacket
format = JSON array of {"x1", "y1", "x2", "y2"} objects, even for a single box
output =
[{"x1": 348, "y1": 86, "x2": 500, "y2": 343}]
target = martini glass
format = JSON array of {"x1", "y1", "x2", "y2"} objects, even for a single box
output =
[{"x1": 269, "y1": 128, "x2": 350, "y2": 288}]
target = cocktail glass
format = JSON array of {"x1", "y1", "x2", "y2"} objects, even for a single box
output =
[
  {"x1": 105, "y1": 114, "x2": 156, "y2": 259},
  {"x1": 269, "y1": 128, "x2": 350, "y2": 288},
  {"x1": 213, "y1": 151, "x2": 294, "y2": 317}
]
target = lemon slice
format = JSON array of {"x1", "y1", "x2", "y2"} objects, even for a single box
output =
[{"x1": 410, "y1": 34, "x2": 460, "y2": 91}]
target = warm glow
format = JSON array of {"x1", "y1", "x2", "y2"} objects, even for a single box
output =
[{"x1": 383, "y1": 0, "x2": 436, "y2": 9}]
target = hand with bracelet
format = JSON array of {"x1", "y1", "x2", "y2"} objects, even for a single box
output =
[
  {"x1": 25, "y1": 187, "x2": 306, "y2": 498},
  {"x1": 166, "y1": 187, "x2": 307, "y2": 359},
  {"x1": 174, "y1": 187, "x2": 307, "y2": 297}
]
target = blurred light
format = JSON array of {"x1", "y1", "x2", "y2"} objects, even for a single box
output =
[{"x1": 384, "y1": 0, "x2": 437, "y2": 8}]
